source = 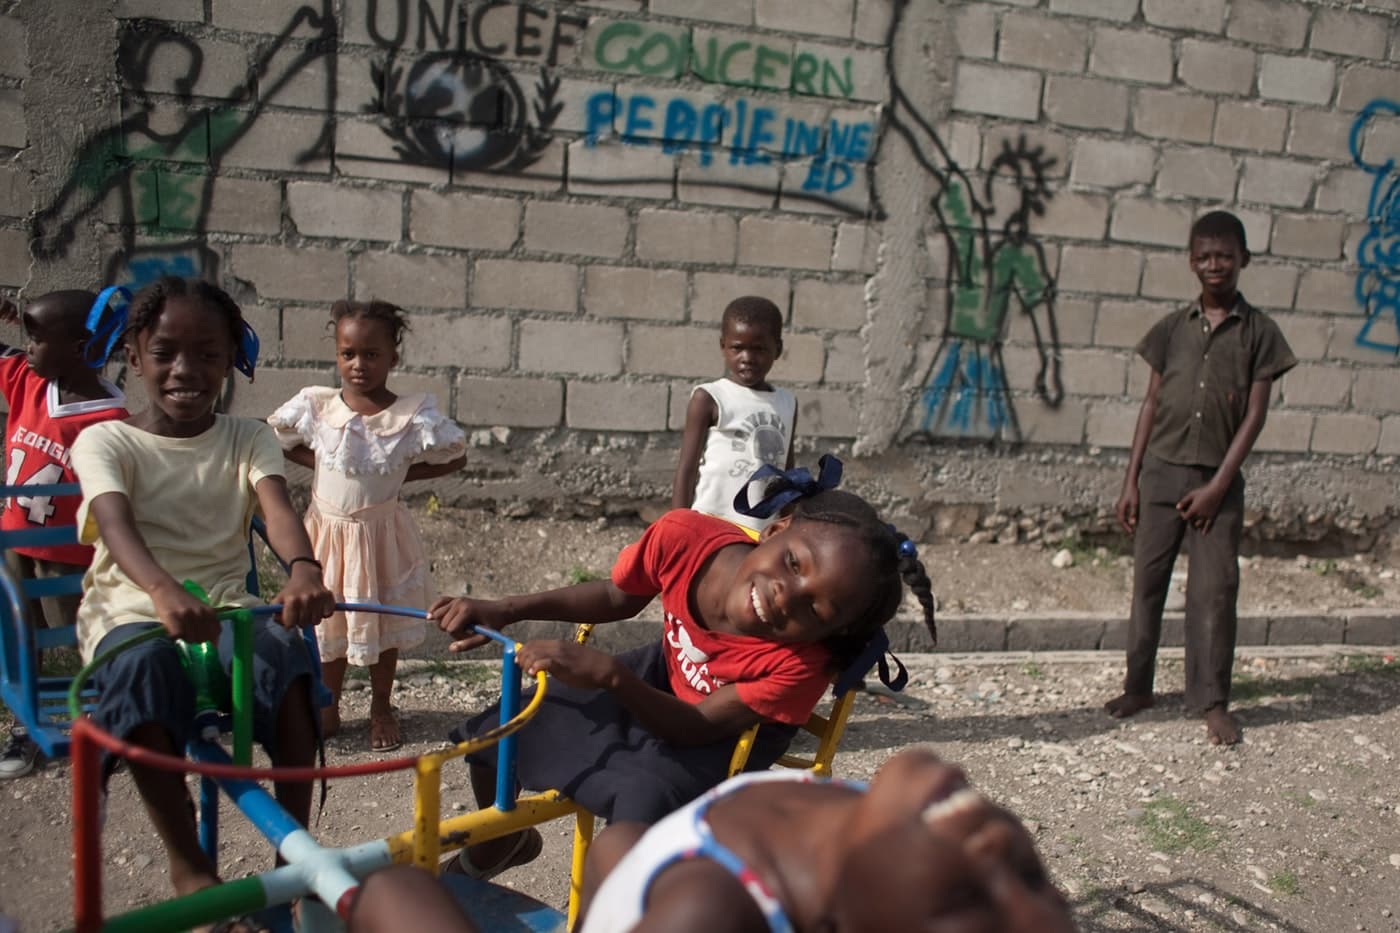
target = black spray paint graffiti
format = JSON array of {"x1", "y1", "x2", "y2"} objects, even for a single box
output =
[
  {"x1": 882, "y1": 0, "x2": 1062, "y2": 443},
  {"x1": 31, "y1": 3, "x2": 337, "y2": 290}
]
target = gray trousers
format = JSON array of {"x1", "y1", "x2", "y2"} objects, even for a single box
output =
[{"x1": 1123, "y1": 454, "x2": 1244, "y2": 712}]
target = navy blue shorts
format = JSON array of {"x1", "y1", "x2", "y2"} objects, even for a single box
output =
[
  {"x1": 89, "y1": 619, "x2": 314, "y2": 778},
  {"x1": 450, "y1": 641, "x2": 796, "y2": 824}
]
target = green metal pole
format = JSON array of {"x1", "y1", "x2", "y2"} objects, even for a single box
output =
[
  {"x1": 90, "y1": 875, "x2": 267, "y2": 933},
  {"x1": 231, "y1": 608, "x2": 254, "y2": 766}
]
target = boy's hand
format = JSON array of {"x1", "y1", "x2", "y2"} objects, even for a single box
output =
[
  {"x1": 430, "y1": 595, "x2": 514, "y2": 653},
  {"x1": 1176, "y1": 483, "x2": 1225, "y2": 533},
  {"x1": 517, "y1": 640, "x2": 619, "y2": 690},
  {"x1": 1116, "y1": 486, "x2": 1140, "y2": 534},
  {"x1": 272, "y1": 563, "x2": 336, "y2": 629},
  {"x1": 152, "y1": 581, "x2": 221, "y2": 644}
]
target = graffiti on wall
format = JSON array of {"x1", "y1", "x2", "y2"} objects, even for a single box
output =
[
  {"x1": 31, "y1": 2, "x2": 337, "y2": 289},
  {"x1": 1351, "y1": 98, "x2": 1400, "y2": 357},
  {"x1": 882, "y1": 3, "x2": 1061, "y2": 442}
]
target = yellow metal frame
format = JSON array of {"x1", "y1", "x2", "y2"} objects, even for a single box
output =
[{"x1": 727, "y1": 685, "x2": 858, "y2": 778}]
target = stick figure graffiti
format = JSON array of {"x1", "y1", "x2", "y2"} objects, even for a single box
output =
[
  {"x1": 1350, "y1": 98, "x2": 1400, "y2": 357},
  {"x1": 30, "y1": 3, "x2": 336, "y2": 291}
]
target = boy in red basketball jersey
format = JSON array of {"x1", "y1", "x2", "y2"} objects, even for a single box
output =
[{"x1": 0, "y1": 292, "x2": 126, "y2": 777}]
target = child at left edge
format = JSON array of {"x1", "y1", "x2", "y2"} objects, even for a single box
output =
[
  {"x1": 70, "y1": 277, "x2": 335, "y2": 918},
  {"x1": 0, "y1": 291, "x2": 127, "y2": 779},
  {"x1": 269, "y1": 299, "x2": 466, "y2": 752}
]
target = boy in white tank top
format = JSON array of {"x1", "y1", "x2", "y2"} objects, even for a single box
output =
[{"x1": 672, "y1": 297, "x2": 797, "y2": 535}]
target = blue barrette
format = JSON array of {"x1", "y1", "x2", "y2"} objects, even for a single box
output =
[
  {"x1": 235, "y1": 320, "x2": 259, "y2": 380},
  {"x1": 83, "y1": 285, "x2": 131, "y2": 367},
  {"x1": 733, "y1": 454, "x2": 844, "y2": 519},
  {"x1": 898, "y1": 538, "x2": 918, "y2": 560}
]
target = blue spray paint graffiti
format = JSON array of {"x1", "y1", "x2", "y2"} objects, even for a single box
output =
[
  {"x1": 585, "y1": 90, "x2": 875, "y2": 197},
  {"x1": 1351, "y1": 98, "x2": 1400, "y2": 356}
]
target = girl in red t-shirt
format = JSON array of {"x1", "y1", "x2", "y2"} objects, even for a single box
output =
[{"x1": 429, "y1": 458, "x2": 936, "y2": 881}]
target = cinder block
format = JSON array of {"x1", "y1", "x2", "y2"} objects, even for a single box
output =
[
  {"x1": 1344, "y1": 611, "x2": 1400, "y2": 646},
  {"x1": 1043, "y1": 75, "x2": 1128, "y2": 131},
  {"x1": 824, "y1": 334, "x2": 864, "y2": 384},
  {"x1": 1281, "y1": 364, "x2": 1351, "y2": 408},
  {"x1": 520, "y1": 319, "x2": 623, "y2": 375},
  {"x1": 778, "y1": 159, "x2": 872, "y2": 217},
  {"x1": 1239, "y1": 157, "x2": 1317, "y2": 208},
  {"x1": 222, "y1": 111, "x2": 332, "y2": 174},
  {"x1": 1268, "y1": 613, "x2": 1344, "y2": 645},
  {"x1": 260, "y1": 48, "x2": 372, "y2": 115},
  {"x1": 1141, "y1": 253, "x2": 1198, "y2": 302},
  {"x1": 230, "y1": 244, "x2": 347, "y2": 302},
  {"x1": 1287, "y1": 110, "x2": 1358, "y2": 162},
  {"x1": 1133, "y1": 89, "x2": 1215, "y2": 143},
  {"x1": 650, "y1": 0, "x2": 751, "y2": 25},
  {"x1": 1338, "y1": 65, "x2": 1400, "y2": 113},
  {"x1": 755, "y1": 0, "x2": 854, "y2": 39},
  {"x1": 1085, "y1": 400, "x2": 1139, "y2": 447},
  {"x1": 1295, "y1": 267, "x2": 1361, "y2": 315},
  {"x1": 1016, "y1": 398, "x2": 1087, "y2": 445},
  {"x1": 1177, "y1": 39, "x2": 1255, "y2": 95},
  {"x1": 1110, "y1": 199, "x2": 1192, "y2": 247},
  {"x1": 793, "y1": 280, "x2": 865, "y2": 332},
  {"x1": 211, "y1": 0, "x2": 329, "y2": 34},
  {"x1": 1255, "y1": 409, "x2": 1313, "y2": 452},
  {"x1": 584, "y1": 266, "x2": 687, "y2": 320},
  {"x1": 1007, "y1": 614, "x2": 1104, "y2": 651},
  {"x1": 0, "y1": 89, "x2": 24, "y2": 149},
  {"x1": 381, "y1": 372, "x2": 452, "y2": 405},
  {"x1": 1090, "y1": 28, "x2": 1173, "y2": 84},
  {"x1": 411, "y1": 191, "x2": 519, "y2": 251},
  {"x1": 1354, "y1": 369, "x2": 1400, "y2": 413},
  {"x1": 0, "y1": 166, "x2": 27, "y2": 218},
  {"x1": 1227, "y1": 0, "x2": 1310, "y2": 49},
  {"x1": 677, "y1": 153, "x2": 781, "y2": 211},
  {"x1": 281, "y1": 306, "x2": 334, "y2": 361},
  {"x1": 980, "y1": 125, "x2": 1070, "y2": 181},
  {"x1": 355, "y1": 253, "x2": 466, "y2": 310},
  {"x1": 1239, "y1": 260, "x2": 1298, "y2": 310},
  {"x1": 1310, "y1": 10, "x2": 1390, "y2": 60},
  {"x1": 1070, "y1": 138, "x2": 1156, "y2": 189},
  {"x1": 1058, "y1": 244, "x2": 1143, "y2": 296},
  {"x1": 791, "y1": 42, "x2": 886, "y2": 103},
  {"x1": 1006, "y1": 297, "x2": 1095, "y2": 348},
  {"x1": 171, "y1": 177, "x2": 281, "y2": 236},
  {"x1": 117, "y1": 0, "x2": 203, "y2": 18},
  {"x1": 288, "y1": 181, "x2": 401, "y2": 242},
  {"x1": 454, "y1": 138, "x2": 566, "y2": 194},
  {"x1": 1094, "y1": 300, "x2": 1170, "y2": 348},
  {"x1": 954, "y1": 5, "x2": 997, "y2": 59},
  {"x1": 1236, "y1": 616, "x2": 1269, "y2": 647},
  {"x1": 523, "y1": 201, "x2": 628, "y2": 258},
  {"x1": 636, "y1": 210, "x2": 737, "y2": 264},
  {"x1": 929, "y1": 616, "x2": 1007, "y2": 653},
  {"x1": 401, "y1": 313, "x2": 511, "y2": 370},
  {"x1": 627, "y1": 325, "x2": 720, "y2": 378},
  {"x1": 332, "y1": 120, "x2": 446, "y2": 185},
  {"x1": 1213, "y1": 101, "x2": 1288, "y2": 152},
  {"x1": 853, "y1": 0, "x2": 895, "y2": 44},
  {"x1": 1270, "y1": 214, "x2": 1345, "y2": 261},
  {"x1": 1258, "y1": 55, "x2": 1336, "y2": 105},
  {"x1": 567, "y1": 139, "x2": 674, "y2": 200},
  {"x1": 1275, "y1": 313, "x2": 1331, "y2": 361},
  {"x1": 473, "y1": 259, "x2": 577, "y2": 313},
  {"x1": 1314, "y1": 167, "x2": 1372, "y2": 214},
  {"x1": 1059, "y1": 348, "x2": 1127, "y2": 396},
  {"x1": 832, "y1": 222, "x2": 878, "y2": 274},
  {"x1": 0, "y1": 228, "x2": 27, "y2": 287},
  {"x1": 1328, "y1": 323, "x2": 1395, "y2": 363},
  {"x1": 1379, "y1": 416, "x2": 1400, "y2": 456},
  {"x1": 1312, "y1": 412, "x2": 1380, "y2": 454},
  {"x1": 136, "y1": 37, "x2": 248, "y2": 100},
  {"x1": 1142, "y1": 0, "x2": 1225, "y2": 33},
  {"x1": 227, "y1": 366, "x2": 332, "y2": 420},
  {"x1": 1037, "y1": 190, "x2": 1110, "y2": 240},
  {"x1": 796, "y1": 387, "x2": 860, "y2": 438},
  {"x1": 770, "y1": 332, "x2": 824, "y2": 383},
  {"x1": 999, "y1": 12, "x2": 1089, "y2": 73},
  {"x1": 953, "y1": 62, "x2": 1042, "y2": 123},
  {"x1": 456, "y1": 376, "x2": 564, "y2": 429},
  {"x1": 692, "y1": 272, "x2": 791, "y2": 323},
  {"x1": 566, "y1": 380, "x2": 668, "y2": 431},
  {"x1": 1049, "y1": 0, "x2": 1138, "y2": 21},
  {"x1": 737, "y1": 217, "x2": 834, "y2": 271},
  {"x1": 0, "y1": 16, "x2": 25, "y2": 79}
]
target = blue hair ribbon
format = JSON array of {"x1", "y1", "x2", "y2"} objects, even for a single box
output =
[
  {"x1": 235, "y1": 320, "x2": 259, "y2": 380},
  {"x1": 83, "y1": 285, "x2": 131, "y2": 367},
  {"x1": 733, "y1": 454, "x2": 844, "y2": 520}
]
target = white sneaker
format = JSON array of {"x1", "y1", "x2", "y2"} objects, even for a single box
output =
[{"x1": 0, "y1": 726, "x2": 39, "y2": 779}]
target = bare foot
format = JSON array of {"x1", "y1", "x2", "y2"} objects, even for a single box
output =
[
  {"x1": 369, "y1": 709, "x2": 402, "y2": 752},
  {"x1": 1204, "y1": 706, "x2": 1240, "y2": 745},
  {"x1": 1104, "y1": 693, "x2": 1154, "y2": 718},
  {"x1": 320, "y1": 706, "x2": 341, "y2": 739}
]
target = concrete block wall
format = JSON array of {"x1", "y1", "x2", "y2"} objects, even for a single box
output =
[{"x1": 1, "y1": 0, "x2": 1397, "y2": 527}]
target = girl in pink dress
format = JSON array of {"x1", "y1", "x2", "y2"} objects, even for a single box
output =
[{"x1": 269, "y1": 300, "x2": 466, "y2": 751}]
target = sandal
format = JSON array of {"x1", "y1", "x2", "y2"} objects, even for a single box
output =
[
  {"x1": 369, "y1": 710, "x2": 402, "y2": 752},
  {"x1": 441, "y1": 828, "x2": 544, "y2": 882}
]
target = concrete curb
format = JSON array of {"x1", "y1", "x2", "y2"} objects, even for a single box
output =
[{"x1": 491, "y1": 610, "x2": 1400, "y2": 656}]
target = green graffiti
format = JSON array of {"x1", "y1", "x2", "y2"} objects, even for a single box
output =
[{"x1": 941, "y1": 181, "x2": 1049, "y2": 344}]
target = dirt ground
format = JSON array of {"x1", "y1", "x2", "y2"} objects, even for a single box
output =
[{"x1": 3, "y1": 505, "x2": 1400, "y2": 932}]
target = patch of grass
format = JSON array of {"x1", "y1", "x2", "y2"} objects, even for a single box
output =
[
  {"x1": 1267, "y1": 870, "x2": 1300, "y2": 895},
  {"x1": 385, "y1": 660, "x2": 496, "y2": 687},
  {"x1": 1231, "y1": 671, "x2": 1327, "y2": 703},
  {"x1": 1022, "y1": 662, "x2": 1045, "y2": 680},
  {"x1": 1135, "y1": 797, "x2": 1218, "y2": 854},
  {"x1": 1313, "y1": 558, "x2": 1338, "y2": 577},
  {"x1": 1338, "y1": 654, "x2": 1400, "y2": 675},
  {"x1": 41, "y1": 646, "x2": 83, "y2": 677},
  {"x1": 566, "y1": 566, "x2": 603, "y2": 585},
  {"x1": 1280, "y1": 789, "x2": 1316, "y2": 809}
]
